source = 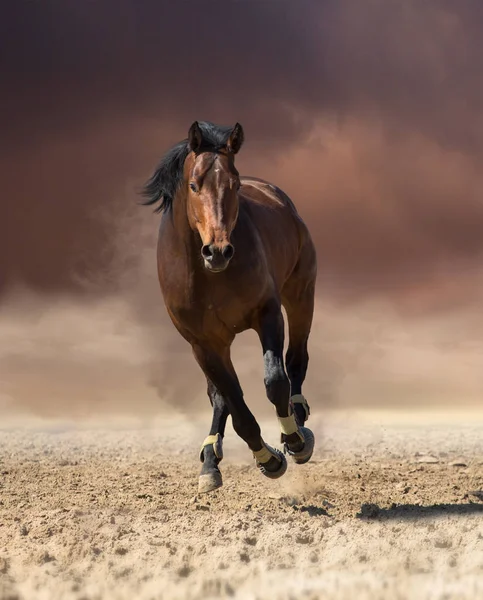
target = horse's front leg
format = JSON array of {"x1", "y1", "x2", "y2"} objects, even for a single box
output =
[
  {"x1": 256, "y1": 302, "x2": 315, "y2": 465},
  {"x1": 192, "y1": 343, "x2": 287, "y2": 488},
  {"x1": 198, "y1": 380, "x2": 229, "y2": 493}
]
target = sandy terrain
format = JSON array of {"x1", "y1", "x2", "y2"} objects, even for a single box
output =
[{"x1": 1, "y1": 411, "x2": 483, "y2": 600}]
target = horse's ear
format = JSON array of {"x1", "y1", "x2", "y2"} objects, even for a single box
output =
[
  {"x1": 227, "y1": 122, "x2": 244, "y2": 155},
  {"x1": 188, "y1": 121, "x2": 203, "y2": 153}
]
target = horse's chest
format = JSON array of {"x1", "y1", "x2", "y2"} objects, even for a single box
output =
[
  {"x1": 201, "y1": 287, "x2": 253, "y2": 330},
  {"x1": 203, "y1": 296, "x2": 251, "y2": 331},
  {"x1": 168, "y1": 280, "x2": 257, "y2": 339}
]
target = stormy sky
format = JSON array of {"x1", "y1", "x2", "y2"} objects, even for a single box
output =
[
  {"x1": 2, "y1": 0, "x2": 483, "y2": 310},
  {"x1": 3, "y1": 0, "x2": 483, "y2": 420}
]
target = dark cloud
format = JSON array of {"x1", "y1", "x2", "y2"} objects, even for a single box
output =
[{"x1": 1, "y1": 0, "x2": 483, "y2": 307}]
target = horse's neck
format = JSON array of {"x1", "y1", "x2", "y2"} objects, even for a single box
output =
[{"x1": 170, "y1": 189, "x2": 199, "y2": 265}]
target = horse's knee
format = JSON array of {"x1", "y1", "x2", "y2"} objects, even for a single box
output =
[
  {"x1": 265, "y1": 373, "x2": 290, "y2": 408},
  {"x1": 263, "y1": 350, "x2": 290, "y2": 407}
]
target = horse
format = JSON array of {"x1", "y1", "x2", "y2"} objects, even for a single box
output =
[{"x1": 141, "y1": 121, "x2": 317, "y2": 494}]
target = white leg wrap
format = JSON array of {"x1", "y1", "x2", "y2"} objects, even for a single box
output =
[
  {"x1": 252, "y1": 442, "x2": 273, "y2": 464},
  {"x1": 199, "y1": 433, "x2": 223, "y2": 462},
  {"x1": 291, "y1": 394, "x2": 310, "y2": 420},
  {"x1": 278, "y1": 414, "x2": 299, "y2": 435}
]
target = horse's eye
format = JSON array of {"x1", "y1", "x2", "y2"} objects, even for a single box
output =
[{"x1": 189, "y1": 182, "x2": 198, "y2": 193}]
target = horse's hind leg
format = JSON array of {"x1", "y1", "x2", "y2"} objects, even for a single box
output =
[
  {"x1": 284, "y1": 286, "x2": 314, "y2": 428},
  {"x1": 283, "y1": 242, "x2": 316, "y2": 429},
  {"x1": 256, "y1": 300, "x2": 315, "y2": 465},
  {"x1": 198, "y1": 380, "x2": 229, "y2": 494},
  {"x1": 275, "y1": 247, "x2": 316, "y2": 463}
]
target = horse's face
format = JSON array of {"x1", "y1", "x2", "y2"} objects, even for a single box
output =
[{"x1": 185, "y1": 122, "x2": 244, "y2": 273}]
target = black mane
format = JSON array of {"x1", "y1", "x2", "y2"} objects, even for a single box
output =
[{"x1": 140, "y1": 121, "x2": 234, "y2": 213}]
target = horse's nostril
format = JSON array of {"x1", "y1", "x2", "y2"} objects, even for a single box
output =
[
  {"x1": 201, "y1": 244, "x2": 213, "y2": 259},
  {"x1": 222, "y1": 244, "x2": 234, "y2": 260}
]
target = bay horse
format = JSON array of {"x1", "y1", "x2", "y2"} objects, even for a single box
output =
[{"x1": 141, "y1": 121, "x2": 317, "y2": 494}]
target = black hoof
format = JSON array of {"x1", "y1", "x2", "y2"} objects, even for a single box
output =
[
  {"x1": 257, "y1": 447, "x2": 288, "y2": 479},
  {"x1": 198, "y1": 470, "x2": 223, "y2": 494},
  {"x1": 284, "y1": 426, "x2": 315, "y2": 465}
]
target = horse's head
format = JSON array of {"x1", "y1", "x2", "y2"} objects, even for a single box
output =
[{"x1": 184, "y1": 121, "x2": 244, "y2": 273}]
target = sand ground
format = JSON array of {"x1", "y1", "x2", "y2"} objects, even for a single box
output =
[{"x1": 1, "y1": 410, "x2": 483, "y2": 600}]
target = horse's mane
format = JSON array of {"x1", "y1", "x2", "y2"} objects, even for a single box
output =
[{"x1": 141, "y1": 121, "x2": 234, "y2": 214}]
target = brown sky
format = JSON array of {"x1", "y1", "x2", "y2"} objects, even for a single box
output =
[
  {"x1": 2, "y1": 0, "x2": 483, "y2": 309},
  {"x1": 3, "y1": 1, "x2": 483, "y2": 419}
]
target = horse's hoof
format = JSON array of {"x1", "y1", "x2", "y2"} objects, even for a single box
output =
[
  {"x1": 285, "y1": 426, "x2": 315, "y2": 465},
  {"x1": 257, "y1": 447, "x2": 288, "y2": 480},
  {"x1": 198, "y1": 470, "x2": 223, "y2": 494}
]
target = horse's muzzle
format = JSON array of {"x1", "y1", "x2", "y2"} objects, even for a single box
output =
[{"x1": 201, "y1": 243, "x2": 234, "y2": 272}]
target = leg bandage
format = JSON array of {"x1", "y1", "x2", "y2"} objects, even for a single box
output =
[
  {"x1": 199, "y1": 433, "x2": 223, "y2": 462},
  {"x1": 252, "y1": 442, "x2": 274, "y2": 464},
  {"x1": 291, "y1": 394, "x2": 310, "y2": 421},
  {"x1": 278, "y1": 414, "x2": 299, "y2": 435}
]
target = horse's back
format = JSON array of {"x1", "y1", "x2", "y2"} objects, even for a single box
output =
[
  {"x1": 240, "y1": 176, "x2": 295, "y2": 209},
  {"x1": 238, "y1": 176, "x2": 315, "y2": 291},
  {"x1": 239, "y1": 176, "x2": 308, "y2": 231}
]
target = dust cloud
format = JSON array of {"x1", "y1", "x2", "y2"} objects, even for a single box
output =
[
  {"x1": 3, "y1": 116, "x2": 483, "y2": 422},
  {"x1": 3, "y1": 256, "x2": 483, "y2": 423}
]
